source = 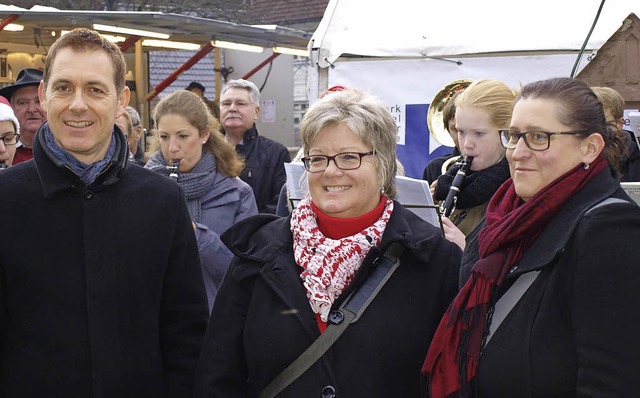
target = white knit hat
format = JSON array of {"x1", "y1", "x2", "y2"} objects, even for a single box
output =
[{"x1": 0, "y1": 95, "x2": 19, "y2": 135}]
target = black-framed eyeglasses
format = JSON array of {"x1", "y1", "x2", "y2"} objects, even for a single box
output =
[
  {"x1": 0, "y1": 132, "x2": 20, "y2": 146},
  {"x1": 499, "y1": 129, "x2": 590, "y2": 151},
  {"x1": 301, "y1": 151, "x2": 374, "y2": 173}
]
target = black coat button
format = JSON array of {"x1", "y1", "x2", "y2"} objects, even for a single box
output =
[
  {"x1": 328, "y1": 310, "x2": 344, "y2": 325},
  {"x1": 84, "y1": 191, "x2": 93, "y2": 200},
  {"x1": 321, "y1": 385, "x2": 336, "y2": 398}
]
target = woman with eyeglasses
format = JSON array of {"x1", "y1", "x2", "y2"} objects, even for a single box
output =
[
  {"x1": 0, "y1": 96, "x2": 20, "y2": 169},
  {"x1": 423, "y1": 77, "x2": 640, "y2": 397},
  {"x1": 145, "y1": 90, "x2": 258, "y2": 312},
  {"x1": 194, "y1": 89, "x2": 462, "y2": 397}
]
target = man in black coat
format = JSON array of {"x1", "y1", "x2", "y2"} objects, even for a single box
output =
[
  {"x1": 0, "y1": 28, "x2": 208, "y2": 397},
  {"x1": 219, "y1": 79, "x2": 291, "y2": 214}
]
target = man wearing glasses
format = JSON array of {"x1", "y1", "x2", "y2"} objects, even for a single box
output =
[{"x1": 220, "y1": 79, "x2": 291, "y2": 214}]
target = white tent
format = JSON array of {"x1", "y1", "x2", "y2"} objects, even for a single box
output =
[
  {"x1": 313, "y1": 0, "x2": 639, "y2": 66},
  {"x1": 308, "y1": 0, "x2": 640, "y2": 178}
]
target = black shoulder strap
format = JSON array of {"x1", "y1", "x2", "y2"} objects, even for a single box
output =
[
  {"x1": 585, "y1": 197, "x2": 629, "y2": 214},
  {"x1": 258, "y1": 241, "x2": 405, "y2": 398},
  {"x1": 484, "y1": 196, "x2": 631, "y2": 348}
]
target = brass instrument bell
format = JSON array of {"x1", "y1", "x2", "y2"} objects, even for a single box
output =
[{"x1": 426, "y1": 79, "x2": 474, "y2": 148}]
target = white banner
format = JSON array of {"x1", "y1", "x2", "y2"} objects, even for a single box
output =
[{"x1": 328, "y1": 53, "x2": 590, "y2": 178}]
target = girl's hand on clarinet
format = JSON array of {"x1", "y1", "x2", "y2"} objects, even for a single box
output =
[{"x1": 442, "y1": 217, "x2": 465, "y2": 250}]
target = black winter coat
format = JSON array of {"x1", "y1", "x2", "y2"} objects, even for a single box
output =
[
  {"x1": 193, "y1": 202, "x2": 461, "y2": 397},
  {"x1": 620, "y1": 129, "x2": 640, "y2": 182},
  {"x1": 0, "y1": 125, "x2": 209, "y2": 397},
  {"x1": 473, "y1": 167, "x2": 640, "y2": 397},
  {"x1": 235, "y1": 125, "x2": 291, "y2": 214}
]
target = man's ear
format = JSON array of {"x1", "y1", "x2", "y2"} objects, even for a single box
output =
[
  {"x1": 116, "y1": 86, "x2": 131, "y2": 118},
  {"x1": 38, "y1": 81, "x2": 46, "y2": 109},
  {"x1": 581, "y1": 132, "x2": 605, "y2": 164}
]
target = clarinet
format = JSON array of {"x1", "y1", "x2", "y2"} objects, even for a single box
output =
[
  {"x1": 167, "y1": 160, "x2": 180, "y2": 182},
  {"x1": 440, "y1": 156, "x2": 474, "y2": 218}
]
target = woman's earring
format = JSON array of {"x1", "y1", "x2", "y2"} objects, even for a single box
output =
[
  {"x1": 202, "y1": 141, "x2": 207, "y2": 144},
  {"x1": 584, "y1": 163, "x2": 590, "y2": 170}
]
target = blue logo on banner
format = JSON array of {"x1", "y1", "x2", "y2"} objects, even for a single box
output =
[{"x1": 396, "y1": 104, "x2": 452, "y2": 179}]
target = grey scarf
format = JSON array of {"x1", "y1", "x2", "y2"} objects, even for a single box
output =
[
  {"x1": 43, "y1": 123, "x2": 117, "y2": 185},
  {"x1": 145, "y1": 150, "x2": 217, "y2": 222}
]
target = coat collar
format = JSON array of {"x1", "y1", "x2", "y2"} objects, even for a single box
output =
[
  {"x1": 206, "y1": 172, "x2": 241, "y2": 199},
  {"x1": 241, "y1": 124, "x2": 258, "y2": 142},
  {"x1": 221, "y1": 202, "x2": 446, "y2": 337},
  {"x1": 222, "y1": 201, "x2": 442, "y2": 270},
  {"x1": 509, "y1": 166, "x2": 621, "y2": 277},
  {"x1": 33, "y1": 123, "x2": 129, "y2": 198}
]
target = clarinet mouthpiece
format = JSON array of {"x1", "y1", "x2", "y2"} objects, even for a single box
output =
[{"x1": 167, "y1": 160, "x2": 180, "y2": 181}]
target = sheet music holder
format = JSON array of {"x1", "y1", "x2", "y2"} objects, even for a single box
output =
[
  {"x1": 627, "y1": 111, "x2": 640, "y2": 152},
  {"x1": 621, "y1": 182, "x2": 640, "y2": 205},
  {"x1": 284, "y1": 163, "x2": 442, "y2": 230}
]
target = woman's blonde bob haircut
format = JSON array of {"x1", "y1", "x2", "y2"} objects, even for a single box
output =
[{"x1": 300, "y1": 89, "x2": 398, "y2": 199}]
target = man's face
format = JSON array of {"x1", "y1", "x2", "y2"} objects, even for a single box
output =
[
  {"x1": 114, "y1": 115, "x2": 142, "y2": 156},
  {"x1": 38, "y1": 48, "x2": 130, "y2": 164},
  {"x1": 128, "y1": 125, "x2": 143, "y2": 155},
  {"x1": 11, "y1": 85, "x2": 47, "y2": 146},
  {"x1": 604, "y1": 107, "x2": 624, "y2": 132},
  {"x1": 220, "y1": 87, "x2": 259, "y2": 135}
]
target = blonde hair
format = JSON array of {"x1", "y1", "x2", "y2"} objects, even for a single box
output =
[
  {"x1": 591, "y1": 86, "x2": 625, "y2": 120},
  {"x1": 455, "y1": 79, "x2": 516, "y2": 129}
]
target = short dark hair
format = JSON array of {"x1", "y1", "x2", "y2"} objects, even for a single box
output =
[
  {"x1": 44, "y1": 28, "x2": 127, "y2": 94},
  {"x1": 442, "y1": 91, "x2": 459, "y2": 132}
]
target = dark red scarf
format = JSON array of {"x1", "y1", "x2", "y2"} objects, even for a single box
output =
[{"x1": 422, "y1": 156, "x2": 606, "y2": 398}]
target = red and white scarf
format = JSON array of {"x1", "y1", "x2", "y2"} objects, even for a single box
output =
[{"x1": 291, "y1": 196, "x2": 394, "y2": 322}]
